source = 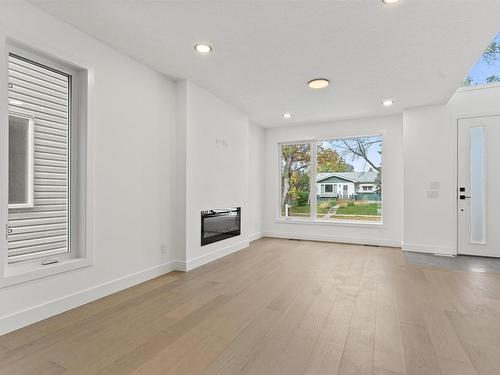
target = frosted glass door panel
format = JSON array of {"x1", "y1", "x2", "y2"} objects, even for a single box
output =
[{"x1": 470, "y1": 127, "x2": 485, "y2": 243}]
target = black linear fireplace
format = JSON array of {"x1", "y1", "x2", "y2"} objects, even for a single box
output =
[{"x1": 201, "y1": 207, "x2": 241, "y2": 246}]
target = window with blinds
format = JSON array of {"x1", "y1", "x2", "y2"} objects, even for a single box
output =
[{"x1": 7, "y1": 54, "x2": 71, "y2": 263}]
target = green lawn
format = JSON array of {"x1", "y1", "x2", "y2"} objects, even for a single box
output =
[
  {"x1": 287, "y1": 201, "x2": 380, "y2": 218},
  {"x1": 290, "y1": 203, "x2": 331, "y2": 215},
  {"x1": 336, "y1": 203, "x2": 380, "y2": 215}
]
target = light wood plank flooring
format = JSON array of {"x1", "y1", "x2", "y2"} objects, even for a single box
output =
[{"x1": 1, "y1": 238, "x2": 500, "y2": 375}]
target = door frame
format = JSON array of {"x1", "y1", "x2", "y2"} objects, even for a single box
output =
[{"x1": 455, "y1": 111, "x2": 500, "y2": 256}]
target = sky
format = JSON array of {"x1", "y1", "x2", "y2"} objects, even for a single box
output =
[
  {"x1": 320, "y1": 136, "x2": 382, "y2": 172},
  {"x1": 466, "y1": 32, "x2": 500, "y2": 85}
]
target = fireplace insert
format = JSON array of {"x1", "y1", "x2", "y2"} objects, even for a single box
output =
[{"x1": 201, "y1": 207, "x2": 241, "y2": 246}]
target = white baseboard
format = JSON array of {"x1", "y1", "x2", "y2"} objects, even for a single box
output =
[
  {"x1": 263, "y1": 231, "x2": 401, "y2": 248},
  {"x1": 248, "y1": 232, "x2": 264, "y2": 242},
  {"x1": 181, "y1": 239, "x2": 250, "y2": 272},
  {"x1": 402, "y1": 243, "x2": 456, "y2": 256},
  {"x1": 0, "y1": 260, "x2": 179, "y2": 336}
]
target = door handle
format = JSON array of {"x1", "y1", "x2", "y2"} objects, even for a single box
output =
[{"x1": 459, "y1": 195, "x2": 471, "y2": 200}]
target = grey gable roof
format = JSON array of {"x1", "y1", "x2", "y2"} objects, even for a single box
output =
[{"x1": 316, "y1": 171, "x2": 378, "y2": 183}]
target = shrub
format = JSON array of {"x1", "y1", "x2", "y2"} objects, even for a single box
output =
[
  {"x1": 297, "y1": 191, "x2": 309, "y2": 206},
  {"x1": 347, "y1": 200, "x2": 355, "y2": 207}
]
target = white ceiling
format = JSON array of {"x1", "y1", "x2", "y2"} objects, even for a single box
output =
[{"x1": 31, "y1": 0, "x2": 500, "y2": 127}]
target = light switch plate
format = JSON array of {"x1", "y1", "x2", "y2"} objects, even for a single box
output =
[{"x1": 427, "y1": 190, "x2": 439, "y2": 198}]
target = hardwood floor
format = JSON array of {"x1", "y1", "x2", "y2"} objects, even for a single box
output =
[{"x1": 1, "y1": 237, "x2": 500, "y2": 375}]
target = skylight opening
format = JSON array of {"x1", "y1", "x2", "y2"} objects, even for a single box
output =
[{"x1": 464, "y1": 32, "x2": 500, "y2": 87}]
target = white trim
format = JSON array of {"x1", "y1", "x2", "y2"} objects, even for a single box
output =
[
  {"x1": 402, "y1": 242, "x2": 456, "y2": 256},
  {"x1": 0, "y1": 257, "x2": 91, "y2": 288},
  {"x1": 264, "y1": 231, "x2": 400, "y2": 248},
  {"x1": 182, "y1": 239, "x2": 250, "y2": 272},
  {"x1": 455, "y1": 110, "x2": 500, "y2": 121},
  {"x1": 1, "y1": 38, "x2": 96, "y2": 283},
  {"x1": 274, "y1": 218, "x2": 385, "y2": 228},
  {"x1": 310, "y1": 141, "x2": 317, "y2": 218},
  {"x1": 456, "y1": 81, "x2": 500, "y2": 93},
  {"x1": 317, "y1": 174, "x2": 358, "y2": 183},
  {"x1": 0, "y1": 260, "x2": 179, "y2": 336}
]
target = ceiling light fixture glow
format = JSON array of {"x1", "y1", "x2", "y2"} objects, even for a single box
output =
[
  {"x1": 282, "y1": 113, "x2": 293, "y2": 119},
  {"x1": 382, "y1": 99, "x2": 394, "y2": 106},
  {"x1": 194, "y1": 43, "x2": 212, "y2": 54},
  {"x1": 308, "y1": 78, "x2": 330, "y2": 89},
  {"x1": 382, "y1": 0, "x2": 400, "y2": 4}
]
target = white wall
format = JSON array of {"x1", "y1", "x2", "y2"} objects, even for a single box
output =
[
  {"x1": 249, "y1": 122, "x2": 265, "y2": 240},
  {"x1": 0, "y1": 2, "x2": 178, "y2": 334},
  {"x1": 263, "y1": 115, "x2": 403, "y2": 247},
  {"x1": 177, "y1": 81, "x2": 251, "y2": 270},
  {"x1": 402, "y1": 84, "x2": 500, "y2": 255},
  {"x1": 402, "y1": 105, "x2": 455, "y2": 254}
]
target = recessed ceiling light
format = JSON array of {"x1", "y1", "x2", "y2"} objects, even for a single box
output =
[
  {"x1": 283, "y1": 113, "x2": 293, "y2": 119},
  {"x1": 9, "y1": 99, "x2": 24, "y2": 106},
  {"x1": 308, "y1": 78, "x2": 330, "y2": 89},
  {"x1": 382, "y1": 99, "x2": 394, "y2": 106},
  {"x1": 194, "y1": 43, "x2": 212, "y2": 54},
  {"x1": 382, "y1": 0, "x2": 400, "y2": 4}
]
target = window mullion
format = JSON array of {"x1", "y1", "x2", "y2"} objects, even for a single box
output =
[{"x1": 310, "y1": 141, "x2": 317, "y2": 219}]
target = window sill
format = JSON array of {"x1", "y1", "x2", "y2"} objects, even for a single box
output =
[
  {"x1": 274, "y1": 217, "x2": 385, "y2": 228},
  {"x1": 0, "y1": 257, "x2": 91, "y2": 288},
  {"x1": 456, "y1": 81, "x2": 500, "y2": 93}
]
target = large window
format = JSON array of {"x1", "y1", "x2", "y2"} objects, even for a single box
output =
[
  {"x1": 280, "y1": 135, "x2": 382, "y2": 223},
  {"x1": 2, "y1": 44, "x2": 89, "y2": 285}
]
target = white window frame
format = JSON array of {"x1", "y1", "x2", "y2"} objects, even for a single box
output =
[
  {"x1": 277, "y1": 133, "x2": 384, "y2": 227},
  {"x1": 7, "y1": 112, "x2": 34, "y2": 209},
  {"x1": 0, "y1": 38, "x2": 95, "y2": 288}
]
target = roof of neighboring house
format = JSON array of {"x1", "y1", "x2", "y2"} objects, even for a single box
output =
[{"x1": 316, "y1": 171, "x2": 378, "y2": 183}]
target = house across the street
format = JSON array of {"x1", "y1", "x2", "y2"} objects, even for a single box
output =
[{"x1": 316, "y1": 171, "x2": 379, "y2": 200}]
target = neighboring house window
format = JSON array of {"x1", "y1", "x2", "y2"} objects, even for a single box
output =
[
  {"x1": 280, "y1": 135, "x2": 382, "y2": 223},
  {"x1": 8, "y1": 114, "x2": 34, "y2": 209}
]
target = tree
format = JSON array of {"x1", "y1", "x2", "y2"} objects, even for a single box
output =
[
  {"x1": 328, "y1": 137, "x2": 382, "y2": 172},
  {"x1": 317, "y1": 145, "x2": 351, "y2": 173},
  {"x1": 374, "y1": 168, "x2": 382, "y2": 193},
  {"x1": 281, "y1": 144, "x2": 310, "y2": 207},
  {"x1": 486, "y1": 75, "x2": 500, "y2": 83},
  {"x1": 463, "y1": 75, "x2": 474, "y2": 86},
  {"x1": 481, "y1": 40, "x2": 500, "y2": 65},
  {"x1": 465, "y1": 34, "x2": 500, "y2": 86}
]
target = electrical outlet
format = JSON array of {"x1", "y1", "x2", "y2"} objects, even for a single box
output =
[{"x1": 160, "y1": 244, "x2": 167, "y2": 255}]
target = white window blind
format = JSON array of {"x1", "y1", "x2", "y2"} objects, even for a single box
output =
[{"x1": 7, "y1": 54, "x2": 71, "y2": 263}]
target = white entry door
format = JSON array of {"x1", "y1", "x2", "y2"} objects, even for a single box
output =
[{"x1": 457, "y1": 115, "x2": 500, "y2": 257}]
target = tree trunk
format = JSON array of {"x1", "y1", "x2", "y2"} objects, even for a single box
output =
[{"x1": 281, "y1": 155, "x2": 292, "y2": 207}]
